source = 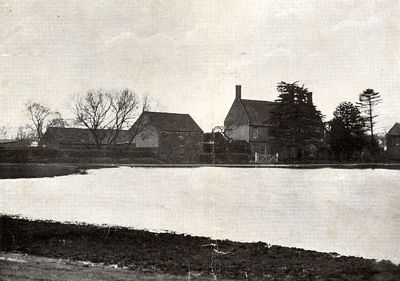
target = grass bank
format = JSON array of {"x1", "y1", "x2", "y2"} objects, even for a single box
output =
[
  {"x1": 1, "y1": 216, "x2": 399, "y2": 280},
  {"x1": 0, "y1": 163, "x2": 85, "y2": 179},
  {"x1": 2, "y1": 162, "x2": 400, "y2": 180}
]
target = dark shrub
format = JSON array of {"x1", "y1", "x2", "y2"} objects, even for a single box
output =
[{"x1": 197, "y1": 153, "x2": 250, "y2": 164}]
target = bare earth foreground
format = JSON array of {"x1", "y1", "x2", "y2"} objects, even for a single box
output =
[
  {"x1": 0, "y1": 252, "x2": 226, "y2": 281},
  {"x1": 1, "y1": 217, "x2": 400, "y2": 280}
]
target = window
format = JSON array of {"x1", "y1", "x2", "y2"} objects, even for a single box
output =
[
  {"x1": 260, "y1": 145, "x2": 267, "y2": 155},
  {"x1": 290, "y1": 147, "x2": 296, "y2": 158},
  {"x1": 252, "y1": 127, "x2": 258, "y2": 139},
  {"x1": 179, "y1": 145, "x2": 185, "y2": 157},
  {"x1": 309, "y1": 145, "x2": 317, "y2": 157}
]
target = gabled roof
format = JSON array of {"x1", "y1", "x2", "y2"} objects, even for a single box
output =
[
  {"x1": 387, "y1": 123, "x2": 400, "y2": 136},
  {"x1": 137, "y1": 111, "x2": 203, "y2": 132},
  {"x1": 43, "y1": 127, "x2": 131, "y2": 145},
  {"x1": 240, "y1": 99, "x2": 277, "y2": 126}
]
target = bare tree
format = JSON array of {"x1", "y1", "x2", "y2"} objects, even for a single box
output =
[
  {"x1": 26, "y1": 102, "x2": 51, "y2": 140},
  {"x1": 47, "y1": 112, "x2": 68, "y2": 128},
  {"x1": 0, "y1": 126, "x2": 8, "y2": 139},
  {"x1": 106, "y1": 89, "x2": 140, "y2": 146},
  {"x1": 124, "y1": 94, "x2": 160, "y2": 149},
  {"x1": 141, "y1": 95, "x2": 153, "y2": 112},
  {"x1": 72, "y1": 89, "x2": 113, "y2": 148},
  {"x1": 15, "y1": 124, "x2": 36, "y2": 140},
  {"x1": 26, "y1": 102, "x2": 67, "y2": 141},
  {"x1": 72, "y1": 89, "x2": 156, "y2": 149}
]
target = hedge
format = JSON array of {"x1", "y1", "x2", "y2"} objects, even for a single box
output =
[{"x1": 197, "y1": 153, "x2": 250, "y2": 164}]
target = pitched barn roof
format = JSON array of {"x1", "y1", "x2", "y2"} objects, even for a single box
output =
[
  {"x1": 240, "y1": 99, "x2": 277, "y2": 126},
  {"x1": 43, "y1": 127, "x2": 131, "y2": 145},
  {"x1": 137, "y1": 111, "x2": 203, "y2": 132},
  {"x1": 387, "y1": 123, "x2": 400, "y2": 136}
]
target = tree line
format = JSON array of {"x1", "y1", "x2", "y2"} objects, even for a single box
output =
[
  {"x1": 1, "y1": 83, "x2": 384, "y2": 161},
  {"x1": 327, "y1": 89, "x2": 382, "y2": 161},
  {"x1": 2, "y1": 89, "x2": 157, "y2": 149},
  {"x1": 271, "y1": 81, "x2": 382, "y2": 161}
]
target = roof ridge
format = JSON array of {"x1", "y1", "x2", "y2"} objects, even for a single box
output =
[
  {"x1": 241, "y1": 98, "x2": 276, "y2": 103},
  {"x1": 144, "y1": 111, "x2": 189, "y2": 115},
  {"x1": 137, "y1": 111, "x2": 202, "y2": 132},
  {"x1": 239, "y1": 98, "x2": 277, "y2": 126},
  {"x1": 47, "y1": 127, "x2": 129, "y2": 131}
]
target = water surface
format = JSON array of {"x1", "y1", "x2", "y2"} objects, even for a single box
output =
[{"x1": 1, "y1": 167, "x2": 399, "y2": 263}]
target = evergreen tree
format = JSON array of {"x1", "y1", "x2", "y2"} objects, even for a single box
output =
[
  {"x1": 356, "y1": 89, "x2": 382, "y2": 147},
  {"x1": 271, "y1": 81, "x2": 324, "y2": 160},
  {"x1": 328, "y1": 102, "x2": 366, "y2": 161}
]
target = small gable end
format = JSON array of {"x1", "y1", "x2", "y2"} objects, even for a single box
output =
[{"x1": 224, "y1": 98, "x2": 249, "y2": 128}]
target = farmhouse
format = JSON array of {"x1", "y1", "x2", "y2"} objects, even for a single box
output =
[
  {"x1": 224, "y1": 85, "x2": 323, "y2": 161},
  {"x1": 130, "y1": 111, "x2": 203, "y2": 163},
  {"x1": 39, "y1": 127, "x2": 131, "y2": 150},
  {"x1": 386, "y1": 123, "x2": 400, "y2": 159}
]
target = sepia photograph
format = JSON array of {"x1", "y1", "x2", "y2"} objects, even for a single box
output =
[{"x1": 0, "y1": 1, "x2": 399, "y2": 280}]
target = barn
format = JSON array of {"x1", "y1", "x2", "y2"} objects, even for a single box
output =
[
  {"x1": 130, "y1": 111, "x2": 204, "y2": 163},
  {"x1": 386, "y1": 123, "x2": 400, "y2": 160},
  {"x1": 39, "y1": 127, "x2": 131, "y2": 150}
]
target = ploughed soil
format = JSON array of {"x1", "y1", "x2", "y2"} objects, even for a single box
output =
[
  {"x1": 0, "y1": 163, "x2": 126, "y2": 179},
  {"x1": 0, "y1": 252, "x2": 225, "y2": 281},
  {"x1": 0, "y1": 163, "x2": 85, "y2": 179},
  {"x1": 1, "y1": 216, "x2": 399, "y2": 280},
  {"x1": 2, "y1": 162, "x2": 400, "y2": 179}
]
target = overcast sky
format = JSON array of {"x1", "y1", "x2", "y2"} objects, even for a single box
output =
[{"x1": 1, "y1": 0, "x2": 399, "y2": 135}]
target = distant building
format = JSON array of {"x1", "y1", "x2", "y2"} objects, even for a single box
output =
[
  {"x1": 386, "y1": 123, "x2": 400, "y2": 159},
  {"x1": 0, "y1": 139, "x2": 32, "y2": 149},
  {"x1": 39, "y1": 112, "x2": 203, "y2": 163},
  {"x1": 224, "y1": 85, "x2": 276, "y2": 158},
  {"x1": 224, "y1": 85, "x2": 323, "y2": 161},
  {"x1": 39, "y1": 127, "x2": 131, "y2": 150},
  {"x1": 131, "y1": 111, "x2": 203, "y2": 163}
]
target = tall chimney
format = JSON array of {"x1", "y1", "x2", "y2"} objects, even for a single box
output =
[{"x1": 235, "y1": 85, "x2": 241, "y2": 100}]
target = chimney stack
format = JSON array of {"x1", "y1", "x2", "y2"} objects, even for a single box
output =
[{"x1": 235, "y1": 85, "x2": 241, "y2": 100}]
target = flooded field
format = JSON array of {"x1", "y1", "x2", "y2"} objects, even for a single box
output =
[{"x1": 0, "y1": 167, "x2": 399, "y2": 263}]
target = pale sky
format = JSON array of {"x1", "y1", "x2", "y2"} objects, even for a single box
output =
[{"x1": 0, "y1": 0, "x2": 399, "y2": 135}]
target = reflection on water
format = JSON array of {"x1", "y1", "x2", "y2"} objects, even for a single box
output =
[{"x1": 1, "y1": 167, "x2": 399, "y2": 263}]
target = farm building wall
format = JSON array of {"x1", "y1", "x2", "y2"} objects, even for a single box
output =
[
  {"x1": 157, "y1": 131, "x2": 203, "y2": 163},
  {"x1": 133, "y1": 125, "x2": 159, "y2": 148},
  {"x1": 224, "y1": 96, "x2": 250, "y2": 142},
  {"x1": 387, "y1": 135, "x2": 400, "y2": 159},
  {"x1": 225, "y1": 125, "x2": 249, "y2": 142},
  {"x1": 39, "y1": 133, "x2": 59, "y2": 149},
  {"x1": 0, "y1": 139, "x2": 32, "y2": 149}
]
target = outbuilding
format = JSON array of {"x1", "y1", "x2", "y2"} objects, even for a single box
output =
[
  {"x1": 39, "y1": 127, "x2": 130, "y2": 150},
  {"x1": 130, "y1": 111, "x2": 203, "y2": 163},
  {"x1": 386, "y1": 123, "x2": 400, "y2": 160}
]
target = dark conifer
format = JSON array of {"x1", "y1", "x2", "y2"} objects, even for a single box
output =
[
  {"x1": 328, "y1": 102, "x2": 366, "y2": 161},
  {"x1": 356, "y1": 89, "x2": 382, "y2": 147},
  {"x1": 271, "y1": 81, "x2": 324, "y2": 160}
]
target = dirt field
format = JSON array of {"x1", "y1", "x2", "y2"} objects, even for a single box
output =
[
  {"x1": 0, "y1": 252, "x2": 232, "y2": 281},
  {"x1": 1, "y1": 216, "x2": 400, "y2": 280}
]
